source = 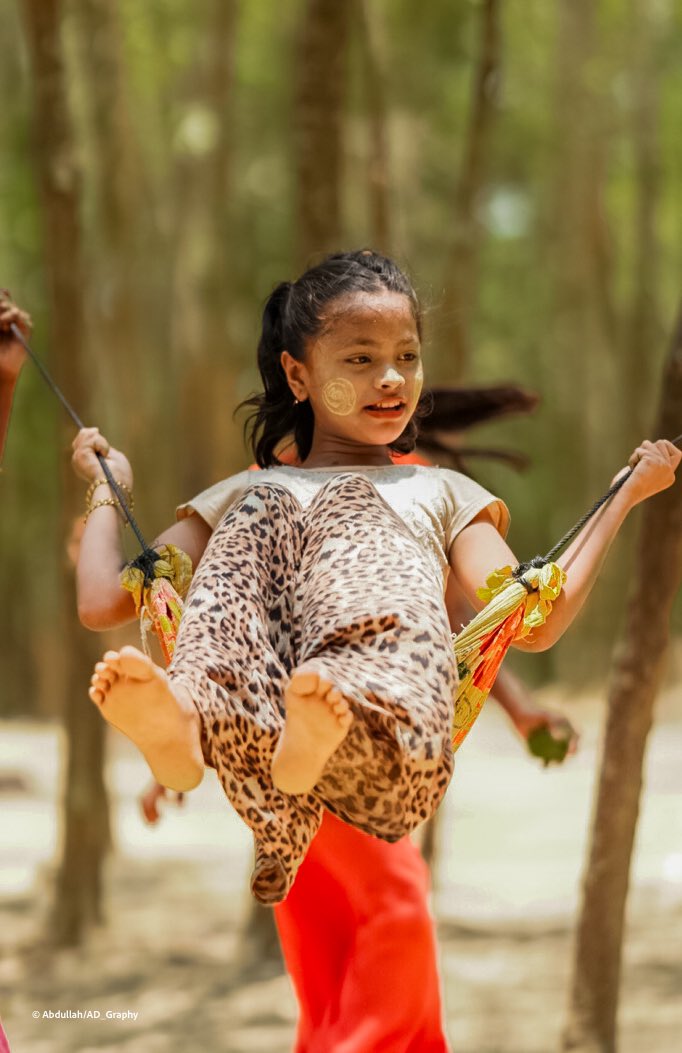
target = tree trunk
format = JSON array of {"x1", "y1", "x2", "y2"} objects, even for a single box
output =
[
  {"x1": 293, "y1": 0, "x2": 351, "y2": 268},
  {"x1": 548, "y1": 0, "x2": 621, "y2": 683},
  {"x1": 20, "y1": 0, "x2": 110, "y2": 946},
  {"x1": 623, "y1": 0, "x2": 662, "y2": 446},
  {"x1": 169, "y1": 0, "x2": 242, "y2": 495},
  {"x1": 67, "y1": 0, "x2": 173, "y2": 512},
  {"x1": 562, "y1": 300, "x2": 682, "y2": 1052},
  {"x1": 234, "y1": 895, "x2": 284, "y2": 978},
  {"x1": 438, "y1": 0, "x2": 502, "y2": 381},
  {"x1": 357, "y1": 0, "x2": 391, "y2": 253}
]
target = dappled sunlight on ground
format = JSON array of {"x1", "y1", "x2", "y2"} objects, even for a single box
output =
[{"x1": 1, "y1": 684, "x2": 681, "y2": 1052}]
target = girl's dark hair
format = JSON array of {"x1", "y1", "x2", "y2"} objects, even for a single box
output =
[{"x1": 237, "y1": 249, "x2": 432, "y2": 466}]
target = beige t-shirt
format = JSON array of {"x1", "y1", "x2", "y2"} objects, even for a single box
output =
[
  {"x1": 178, "y1": 465, "x2": 509, "y2": 589},
  {"x1": 177, "y1": 463, "x2": 509, "y2": 592}
]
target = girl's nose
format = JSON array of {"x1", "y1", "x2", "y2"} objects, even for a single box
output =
[{"x1": 378, "y1": 368, "x2": 405, "y2": 388}]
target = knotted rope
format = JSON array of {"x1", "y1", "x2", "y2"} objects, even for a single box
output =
[{"x1": 10, "y1": 322, "x2": 161, "y2": 585}]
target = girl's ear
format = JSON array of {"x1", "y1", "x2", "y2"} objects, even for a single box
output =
[{"x1": 280, "y1": 350, "x2": 308, "y2": 401}]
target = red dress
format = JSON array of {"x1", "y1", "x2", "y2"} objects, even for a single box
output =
[
  {"x1": 274, "y1": 812, "x2": 450, "y2": 1052},
  {"x1": 256, "y1": 450, "x2": 451, "y2": 1051}
]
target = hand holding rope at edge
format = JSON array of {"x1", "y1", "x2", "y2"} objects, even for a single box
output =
[{"x1": 451, "y1": 435, "x2": 681, "y2": 748}]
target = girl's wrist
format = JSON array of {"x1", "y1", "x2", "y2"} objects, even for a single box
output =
[
  {"x1": 83, "y1": 477, "x2": 133, "y2": 525},
  {"x1": 612, "y1": 477, "x2": 641, "y2": 514},
  {"x1": 85, "y1": 477, "x2": 133, "y2": 500}
]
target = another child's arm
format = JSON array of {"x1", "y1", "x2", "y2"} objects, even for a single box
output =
[
  {"x1": 72, "y1": 426, "x2": 212, "y2": 629},
  {"x1": 449, "y1": 439, "x2": 680, "y2": 653},
  {"x1": 490, "y1": 664, "x2": 579, "y2": 754},
  {"x1": 0, "y1": 294, "x2": 31, "y2": 463}
]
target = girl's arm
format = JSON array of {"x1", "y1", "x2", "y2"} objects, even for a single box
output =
[
  {"x1": 72, "y1": 427, "x2": 212, "y2": 630},
  {"x1": 448, "y1": 439, "x2": 680, "y2": 653}
]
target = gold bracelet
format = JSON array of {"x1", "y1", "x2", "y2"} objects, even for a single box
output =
[
  {"x1": 85, "y1": 477, "x2": 132, "y2": 504},
  {"x1": 84, "y1": 482, "x2": 132, "y2": 522},
  {"x1": 83, "y1": 498, "x2": 119, "y2": 523}
]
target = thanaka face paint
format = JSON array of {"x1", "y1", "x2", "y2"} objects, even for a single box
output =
[
  {"x1": 321, "y1": 378, "x2": 357, "y2": 416},
  {"x1": 413, "y1": 361, "x2": 424, "y2": 404}
]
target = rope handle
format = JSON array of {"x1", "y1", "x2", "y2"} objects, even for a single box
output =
[
  {"x1": 515, "y1": 433, "x2": 682, "y2": 578},
  {"x1": 10, "y1": 322, "x2": 161, "y2": 581}
]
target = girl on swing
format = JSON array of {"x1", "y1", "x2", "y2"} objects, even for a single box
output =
[{"x1": 77, "y1": 250, "x2": 677, "y2": 909}]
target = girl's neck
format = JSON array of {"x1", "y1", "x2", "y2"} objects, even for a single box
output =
[
  {"x1": 300, "y1": 436, "x2": 394, "y2": 469},
  {"x1": 301, "y1": 442, "x2": 391, "y2": 467}
]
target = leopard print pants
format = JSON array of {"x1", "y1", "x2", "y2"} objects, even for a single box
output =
[{"x1": 168, "y1": 474, "x2": 457, "y2": 904}]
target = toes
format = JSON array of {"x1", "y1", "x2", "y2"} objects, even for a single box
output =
[
  {"x1": 101, "y1": 650, "x2": 122, "y2": 673},
  {"x1": 291, "y1": 667, "x2": 337, "y2": 697},
  {"x1": 117, "y1": 645, "x2": 157, "y2": 682},
  {"x1": 289, "y1": 670, "x2": 320, "y2": 695},
  {"x1": 94, "y1": 662, "x2": 118, "y2": 686},
  {"x1": 90, "y1": 671, "x2": 115, "y2": 697}
]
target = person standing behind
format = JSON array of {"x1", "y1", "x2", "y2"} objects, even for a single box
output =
[
  {"x1": 0, "y1": 290, "x2": 31, "y2": 1053},
  {"x1": 0, "y1": 292, "x2": 31, "y2": 465}
]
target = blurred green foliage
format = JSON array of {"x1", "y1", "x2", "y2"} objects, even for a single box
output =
[{"x1": 1, "y1": 0, "x2": 680, "y2": 715}]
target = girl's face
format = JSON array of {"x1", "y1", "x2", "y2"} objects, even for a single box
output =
[{"x1": 283, "y1": 290, "x2": 423, "y2": 454}]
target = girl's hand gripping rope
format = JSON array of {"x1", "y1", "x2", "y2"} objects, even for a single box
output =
[
  {"x1": 615, "y1": 438, "x2": 681, "y2": 507},
  {"x1": 72, "y1": 426, "x2": 134, "y2": 491}
]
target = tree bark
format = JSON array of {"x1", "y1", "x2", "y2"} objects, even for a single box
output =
[
  {"x1": 562, "y1": 300, "x2": 682, "y2": 1052},
  {"x1": 235, "y1": 894, "x2": 284, "y2": 978},
  {"x1": 623, "y1": 0, "x2": 662, "y2": 445},
  {"x1": 68, "y1": 0, "x2": 145, "y2": 395},
  {"x1": 548, "y1": 0, "x2": 622, "y2": 683},
  {"x1": 169, "y1": 0, "x2": 242, "y2": 494},
  {"x1": 438, "y1": 0, "x2": 501, "y2": 381},
  {"x1": 293, "y1": 0, "x2": 351, "y2": 268},
  {"x1": 357, "y1": 0, "x2": 391, "y2": 253},
  {"x1": 20, "y1": 0, "x2": 110, "y2": 946},
  {"x1": 67, "y1": 0, "x2": 174, "y2": 512}
]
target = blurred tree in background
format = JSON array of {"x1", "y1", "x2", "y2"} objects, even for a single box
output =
[{"x1": 1, "y1": 0, "x2": 680, "y2": 710}]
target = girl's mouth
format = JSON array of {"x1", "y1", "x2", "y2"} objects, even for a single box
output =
[{"x1": 363, "y1": 399, "x2": 407, "y2": 420}]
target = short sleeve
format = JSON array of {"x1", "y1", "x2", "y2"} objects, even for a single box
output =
[
  {"x1": 439, "y1": 468, "x2": 510, "y2": 555},
  {"x1": 176, "y1": 469, "x2": 254, "y2": 529}
]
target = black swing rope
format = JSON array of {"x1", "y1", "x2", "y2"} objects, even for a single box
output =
[
  {"x1": 10, "y1": 323, "x2": 161, "y2": 585},
  {"x1": 12, "y1": 323, "x2": 682, "y2": 589},
  {"x1": 513, "y1": 436, "x2": 682, "y2": 581}
]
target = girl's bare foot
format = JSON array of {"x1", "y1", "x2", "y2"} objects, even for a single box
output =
[
  {"x1": 89, "y1": 645, "x2": 204, "y2": 792},
  {"x1": 271, "y1": 666, "x2": 353, "y2": 795}
]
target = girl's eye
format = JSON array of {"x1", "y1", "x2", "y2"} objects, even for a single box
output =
[{"x1": 346, "y1": 352, "x2": 419, "y2": 364}]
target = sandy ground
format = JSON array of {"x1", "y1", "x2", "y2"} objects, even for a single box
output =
[{"x1": 1, "y1": 683, "x2": 681, "y2": 1053}]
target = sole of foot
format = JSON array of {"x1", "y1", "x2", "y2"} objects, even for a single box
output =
[
  {"x1": 271, "y1": 667, "x2": 353, "y2": 795},
  {"x1": 89, "y1": 645, "x2": 204, "y2": 792}
]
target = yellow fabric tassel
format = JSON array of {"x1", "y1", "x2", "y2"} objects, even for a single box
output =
[
  {"x1": 451, "y1": 561, "x2": 566, "y2": 750},
  {"x1": 120, "y1": 544, "x2": 193, "y2": 664}
]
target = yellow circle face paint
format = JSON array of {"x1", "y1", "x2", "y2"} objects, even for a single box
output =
[
  {"x1": 414, "y1": 362, "x2": 424, "y2": 393},
  {"x1": 321, "y1": 378, "x2": 357, "y2": 416}
]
